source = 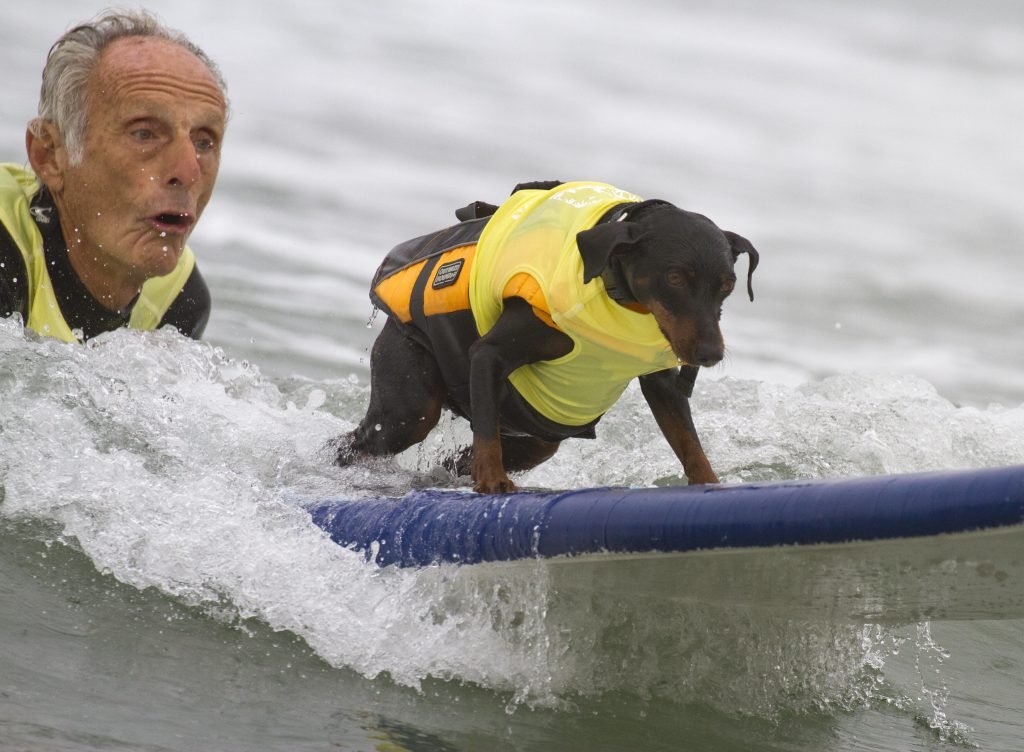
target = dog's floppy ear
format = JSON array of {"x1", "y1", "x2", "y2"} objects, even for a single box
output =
[
  {"x1": 577, "y1": 221, "x2": 644, "y2": 283},
  {"x1": 724, "y1": 231, "x2": 760, "y2": 302}
]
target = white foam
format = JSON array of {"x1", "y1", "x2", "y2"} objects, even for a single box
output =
[{"x1": 3, "y1": 324, "x2": 1022, "y2": 713}]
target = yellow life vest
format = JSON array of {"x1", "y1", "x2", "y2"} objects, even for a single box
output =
[
  {"x1": 469, "y1": 181, "x2": 680, "y2": 427},
  {"x1": 0, "y1": 163, "x2": 196, "y2": 342}
]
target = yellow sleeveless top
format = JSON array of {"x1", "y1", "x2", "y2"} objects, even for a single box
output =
[{"x1": 469, "y1": 182, "x2": 680, "y2": 426}]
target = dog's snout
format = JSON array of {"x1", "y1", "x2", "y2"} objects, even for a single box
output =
[
  {"x1": 693, "y1": 343, "x2": 724, "y2": 367},
  {"x1": 652, "y1": 305, "x2": 725, "y2": 368}
]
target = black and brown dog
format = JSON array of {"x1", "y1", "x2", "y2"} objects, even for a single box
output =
[{"x1": 335, "y1": 181, "x2": 758, "y2": 493}]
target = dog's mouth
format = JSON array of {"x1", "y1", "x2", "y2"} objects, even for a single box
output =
[
  {"x1": 659, "y1": 328, "x2": 693, "y2": 364},
  {"x1": 652, "y1": 304, "x2": 724, "y2": 367},
  {"x1": 660, "y1": 327, "x2": 723, "y2": 368},
  {"x1": 656, "y1": 321, "x2": 697, "y2": 365}
]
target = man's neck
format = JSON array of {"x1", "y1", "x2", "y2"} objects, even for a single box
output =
[{"x1": 55, "y1": 206, "x2": 142, "y2": 313}]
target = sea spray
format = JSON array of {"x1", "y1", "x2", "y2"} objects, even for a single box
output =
[{"x1": 2, "y1": 322, "x2": 1023, "y2": 721}]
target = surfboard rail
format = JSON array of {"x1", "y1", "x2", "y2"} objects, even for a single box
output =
[{"x1": 306, "y1": 465, "x2": 1024, "y2": 568}]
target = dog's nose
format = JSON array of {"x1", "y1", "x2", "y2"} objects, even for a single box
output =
[{"x1": 693, "y1": 344, "x2": 723, "y2": 367}]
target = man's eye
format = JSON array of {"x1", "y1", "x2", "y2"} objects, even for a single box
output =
[
  {"x1": 194, "y1": 136, "x2": 218, "y2": 153},
  {"x1": 131, "y1": 129, "x2": 156, "y2": 140}
]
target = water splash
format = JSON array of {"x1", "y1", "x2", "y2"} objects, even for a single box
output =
[
  {"x1": 857, "y1": 623, "x2": 977, "y2": 746},
  {"x1": 1, "y1": 320, "x2": 1022, "y2": 721},
  {"x1": 501, "y1": 373, "x2": 1024, "y2": 490}
]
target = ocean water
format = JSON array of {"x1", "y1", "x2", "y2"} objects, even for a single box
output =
[{"x1": 2, "y1": 1, "x2": 1024, "y2": 750}]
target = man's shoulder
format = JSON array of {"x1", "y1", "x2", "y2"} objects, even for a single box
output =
[
  {"x1": 0, "y1": 163, "x2": 40, "y2": 200},
  {"x1": 0, "y1": 163, "x2": 43, "y2": 259},
  {"x1": 159, "y1": 262, "x2": 211, "y2": 339}
]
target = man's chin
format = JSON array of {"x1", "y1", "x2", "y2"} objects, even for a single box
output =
[{"x1": 141, "y1": 243, "x2": 186, "y2": 278}]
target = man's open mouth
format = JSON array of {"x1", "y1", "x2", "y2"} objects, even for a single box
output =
[{"x1": 149, "y1": 212, "x2": 195, "y2": 233}]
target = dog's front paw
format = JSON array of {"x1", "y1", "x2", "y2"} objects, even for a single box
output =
[
  {"x1": 473, "y1": 475, "x2": 518, "y2": 494},
  {"x1": 470, "y1": 439, "x2": 517, "y2": 493},
  {"x1": 686, "y1": 467, "x2": 720, "y2": 485},
  {"x1": 471, "y1": 459, "x2": 517, "y2": 494}
]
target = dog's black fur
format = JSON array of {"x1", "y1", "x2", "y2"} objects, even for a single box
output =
[{"x1": 336, "y1": 188, "x2": 758, "y2": 493}]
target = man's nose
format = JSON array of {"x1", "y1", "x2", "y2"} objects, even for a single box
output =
[{"x1": 164, "y1": 135, "x2": 202, "y2": 188}]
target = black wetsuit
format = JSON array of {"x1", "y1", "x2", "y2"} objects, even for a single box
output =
[{"x1": 0, "y1": 187, "x2": 210, "y2": 341}]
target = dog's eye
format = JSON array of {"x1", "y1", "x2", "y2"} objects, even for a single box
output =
[{"x1": 667, "y1": 270, "x2": 692, "y2": 287}]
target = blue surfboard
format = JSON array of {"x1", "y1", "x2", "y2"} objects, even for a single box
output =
[{"x1": 306, "y1": 465, "x2": 1024, "y2": 623}]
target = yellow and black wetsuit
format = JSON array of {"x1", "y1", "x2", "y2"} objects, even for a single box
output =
[{"x1": 0, "y1": 164, "x2": 210, "y2": 342}]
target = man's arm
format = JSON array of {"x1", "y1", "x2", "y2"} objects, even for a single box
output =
[
  {"x1": 159, "y1": 264, "x2": 211, "y2": 339},
  {"x1": 0, "y1": 223, "x2": 28, "y2": 320}
]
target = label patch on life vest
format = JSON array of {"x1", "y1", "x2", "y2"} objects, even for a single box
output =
[{"x1": 432, "y1": 258, "x2": 464, "y2": 289}]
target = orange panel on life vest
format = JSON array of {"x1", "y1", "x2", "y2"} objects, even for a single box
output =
[
  {"x1": 373, "y1": 259, "x2": 427, "y2": 323},
  {"x1": 422, "y1": 244, "x2": 474, "y2": 317},
  {"x1": 503, "y1": 272, "x2": 557, "y2": 329}
]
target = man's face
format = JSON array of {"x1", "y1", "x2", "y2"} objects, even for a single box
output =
[{"x1": 56, "y1": 36, "x2": 227, "y2": 289}]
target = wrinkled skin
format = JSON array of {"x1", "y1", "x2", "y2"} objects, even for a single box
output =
[{"x1": 27, "y1": 36, "x2": 227, "y2": 310}]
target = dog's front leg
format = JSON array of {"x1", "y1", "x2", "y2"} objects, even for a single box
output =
[
  {"x1": 467, "y1": 333, "x2": 517, "y2": 494},
  {"x1": 639, "y1": 367, "x2": 719, "y2": 485},
  {"x1": 466, "y1": 298, "x2": 573, "y2": 494}
]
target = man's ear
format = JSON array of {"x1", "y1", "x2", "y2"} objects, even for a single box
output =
[
  {"x1": 577, "y1": 221, "x2": 643, "y2": 283},
  {"x1": 25, "y1": 120, "x2": 68, "y2": 193},
  {"x1": 724, "y1": 230, "x2": 759, "y2": 302}
]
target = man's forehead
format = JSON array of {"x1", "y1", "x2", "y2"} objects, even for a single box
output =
[{"x1": 91, "y1": 36, "x2": 226, "y2": 114}]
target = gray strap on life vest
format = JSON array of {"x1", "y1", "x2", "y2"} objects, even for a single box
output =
[{"x1": 455, "y1": 201, "x2": 498, "y2": 222}]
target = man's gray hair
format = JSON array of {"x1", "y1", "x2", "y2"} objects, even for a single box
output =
[{"x1": 31, "y1": 9, "x2": 229, "y2": 164}]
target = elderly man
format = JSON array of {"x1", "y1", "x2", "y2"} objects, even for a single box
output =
[{"x1": 0, "y1": 10, "x2": 228, "y2": 342}]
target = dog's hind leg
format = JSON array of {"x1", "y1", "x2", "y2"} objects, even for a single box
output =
[{"x1": 335, "y1": 319, "x2": 446, "y2": 464}]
